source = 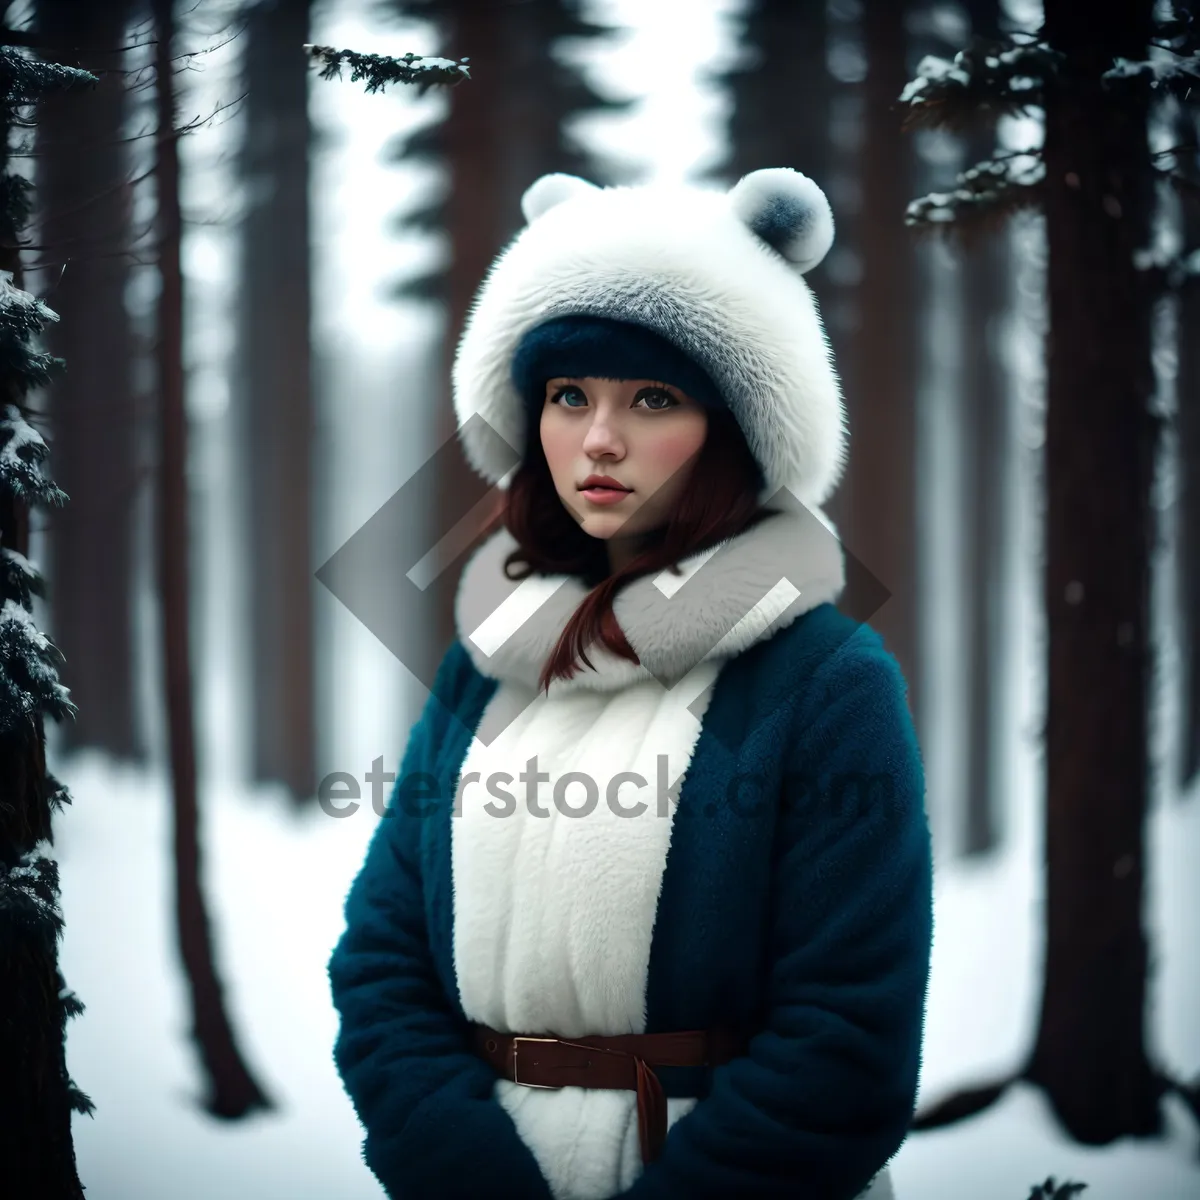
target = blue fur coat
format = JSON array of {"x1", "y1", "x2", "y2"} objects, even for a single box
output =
[{"x1": 327, "y1": 531, "x2": 933, "y2": 1200}]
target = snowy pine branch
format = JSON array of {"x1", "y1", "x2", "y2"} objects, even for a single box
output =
[
  {"x1": 0, "y1": 48, "x2": 94, "y2": 106},
  {"x1": 0, "y1": 854, "x2": 63, "y2": 945},
  {"x1": 0, "y1": 402, "x2": 67, "y2": 509},
  {"x1": 0, "y1": 273, "x2": 63, "y2": 395},
  {"x1": 0, "y1": 596, "x2": 76, "y2": 731},
  {"x1": 1103, "y1": 52, "x2": 1200, "y2": 101},
  {"x1": 1153, "y1": 5, "x2": 1195, "y2": 44},
  {"x1": 898, "y1": 38, "x2": 1063, "y2": 132},
  {"x1": 0, "y1": 270, "x2": 58, "y2": 338},
  {"x1": 1105, "y1": 4, "x2": 1200, "y2": 103},
  {"x1": 1134, "y1": 244, "x2": 1200, "y2": 293},
  {"x1": 2, "y1": 545, "x2": 45, "y2": 602},
  {"x1": 304, "y1": 44, "x2": 470, "y2": 96},
  {"x1": 907, "y1": 151, "x2": 1046, "y2": 232}
]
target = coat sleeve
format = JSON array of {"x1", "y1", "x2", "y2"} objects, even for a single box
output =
[
  {"x1": 619, "y1": 634, "x2": 934, "y2": 1200},
  {"x1": 328, "y1": 641, "x2": 555, "y2": 1199}
]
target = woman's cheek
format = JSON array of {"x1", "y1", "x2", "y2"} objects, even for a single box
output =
[
  {"x1": 646, "y1": 426, "x2": 706, "y2": 495},
  {"x1": 539, "y1": 416, "x2": 575, "y2": 485}
]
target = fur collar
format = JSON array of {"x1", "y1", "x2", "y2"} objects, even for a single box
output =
[{"x1": 454, "y1": 502, "x2": 846, "y2": 694}]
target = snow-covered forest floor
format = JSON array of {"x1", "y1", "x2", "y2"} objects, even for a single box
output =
[{"x1": 51, "y1": 748, "x2": 1200, "y2": 1200}]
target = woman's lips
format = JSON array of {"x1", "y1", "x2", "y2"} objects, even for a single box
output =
[{"x1": 580, "y1": 486, "x2": 632, "y2": 505}]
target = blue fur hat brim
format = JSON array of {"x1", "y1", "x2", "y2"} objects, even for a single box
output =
[{"x1": 511, "y1": 315, "x2": 728, "y2": 423}]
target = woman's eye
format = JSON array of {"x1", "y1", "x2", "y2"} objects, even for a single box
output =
[
  {"x1": 551, "y1": 386, "x2": 587, "y2": 407},
  {"x1": 634, "y1": 388, "x2": 678, "y2": 411}
]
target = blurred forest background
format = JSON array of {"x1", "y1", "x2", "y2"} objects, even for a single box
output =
[{"x1": 1, "y1": 0, "x2": 1199, "y2": 1197}]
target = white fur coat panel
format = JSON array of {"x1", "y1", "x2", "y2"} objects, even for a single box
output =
[{"x1": 451, "y1": 664, "x2": 719, "y2": 1200}]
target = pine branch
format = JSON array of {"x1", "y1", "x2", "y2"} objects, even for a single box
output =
[
  {"x1": 1134, "y1": 244, "x2": 1200, "y2": 293},
  {"x1": 303, "y1": 44, "x2": 470, "y2": 96},
  {"x1": 44, "y1": 770, "x2": 72, "y2": 815},
  {"x1": 899, "y1": 38, "x2": 1064, "y2": 133},
  {"x1": 0, "y1": 592, "x2": 76, "y2": 729},
  {"x1": 0, "y1": 401, "x2": 69, "y2": 509},
  {"x1": 907, "y1": 151, "x2": 1046, "y2": 233},
  {"x1": 0, "y1": 277, "x2": 64, "y2": 397},
  {"x1": 1026, "y1": 1177, "x2": 1088, "y2": 1200},
  {"x1": 1103, "y1": 51, "x2": 1200, "y2": 101},
  {"x1": 66, "y1": 1080, "x2": 94, "y2": 1117},
  {"x1": 1, "y1": 545, "x2": 45, "y2": 603},
  {"x1": 0, "y1": 48, "x2": 95, "y2": 105},
  {"x1": 1153, "y1": 7, "x2": 1196, "y2": 44},
  {"x1": 1103, "y1": 3, "x2": 1200, "y2": 103},
  {"x1": 0, "y1": 856, "x2": 64, "y2": 950}
]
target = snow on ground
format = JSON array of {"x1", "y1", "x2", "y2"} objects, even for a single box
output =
[{"x1": 52, "y1": 746, "x2": 1200, "y2": 1200}]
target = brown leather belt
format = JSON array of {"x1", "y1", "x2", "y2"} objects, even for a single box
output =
[{"x1": 470, "y1": 1023, "x2": 746, "y2": 1165}]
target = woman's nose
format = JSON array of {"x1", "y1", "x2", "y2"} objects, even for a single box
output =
[{"x1": 581, "y1": 414, "x2": 624, "y2": 457}]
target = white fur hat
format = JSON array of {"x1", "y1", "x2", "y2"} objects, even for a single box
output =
[{"x1": 451, "y1": 168, "x2": 847, "y2": 508}]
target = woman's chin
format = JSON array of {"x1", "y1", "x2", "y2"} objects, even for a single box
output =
[
  {"x1": 576, "y1": 513, "x2": 625, "y2": 540},
  {"x1": 571, "y1": 507, "x2": 644, "y2": 540}
]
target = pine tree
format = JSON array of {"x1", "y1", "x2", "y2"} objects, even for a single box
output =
[
  {"x1": 835, "y1": 0, "x2": 923, "y2": 731},
  {"x1": 0, "y1": 38, "x2": 96, "y2": 1200},
  {"x1": 36, "y1": 0, "x2": 141, "y2": 764},
  {"x1": 900, "y1": 0, "x2": 1200, "y2": 1140},
  {"x1": 238, "y1": 0, "x2": 318, "y2": 807},
  {"x1": 715, "y1": 0, "x2": 838, "y2": 348},
  {"x1": 1176, "y1": 98, "x2": 1200, "y2": 789},
  {"x1": 150, "y1": 0, "x2": 273, "y2": 1119},
  {"x1": 958, "y1": 0, "x2": 1013, "y2": 857}
]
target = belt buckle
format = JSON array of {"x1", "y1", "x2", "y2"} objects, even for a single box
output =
[{"x1": 512, "y1": 1036, "x2": 562, "y2": 1089}]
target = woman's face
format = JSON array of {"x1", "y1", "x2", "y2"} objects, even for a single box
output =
[{"x1": 539, "y1": 376, "x2": 709, "y2": 548}]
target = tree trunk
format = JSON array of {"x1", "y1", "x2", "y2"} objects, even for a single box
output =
[
  {"x1": 152, "y1": 0, "x2": 272, "y2": 1119},
  {"x1": 719, "y1": 0, "x2": 846, "y2": 357},
  {"x1": 237, "y1": 0, "x2": 316, "y2": 806},
  {"x1": 720, "y1": 1, "x2": 887, "y2": 631},
  {"x1": 428, "y1": 3, "x2": 521, "y2": 656},
  {"x1": 1176, "y1": 105, "x2": 1200, "y2": 791},
  {"x1": 959, "y1": 0, "x2": 1010, "y2": 856},
  {"x1": 418, "y1": 1, "x2": 612, "y2": 655},
  {"x1": 1024, "y1": 0, "x2": 1162, "y2": 1140},
  {"x1": 834, "y1": 0, "x2": 921, "y2": 725},
  {"x1": 719, "y1": 0, "x2": 831, "y2": 233},
  {"x1": 36, "y1": 0, "x2": 141, "y2": 762}
]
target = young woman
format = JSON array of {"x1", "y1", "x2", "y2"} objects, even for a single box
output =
[{"x1": 328, "y1": 168, "x2": 933, "y2": 1200}]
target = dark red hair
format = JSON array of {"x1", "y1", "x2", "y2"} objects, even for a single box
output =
[{"x1": 477, "y1": 406, "x2": 768, "y2": 693}]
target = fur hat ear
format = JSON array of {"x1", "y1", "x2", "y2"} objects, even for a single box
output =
[
  {"x1": 729, "y1": 168, "x2": 834, "y2": 274},
  {"x1": 520, "y1": 173, "x2": 600, "y2": 224}
]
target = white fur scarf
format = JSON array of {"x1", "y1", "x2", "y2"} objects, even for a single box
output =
[{"x1": 454, "y1": 502, "x2": 847, "y2": 695}]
